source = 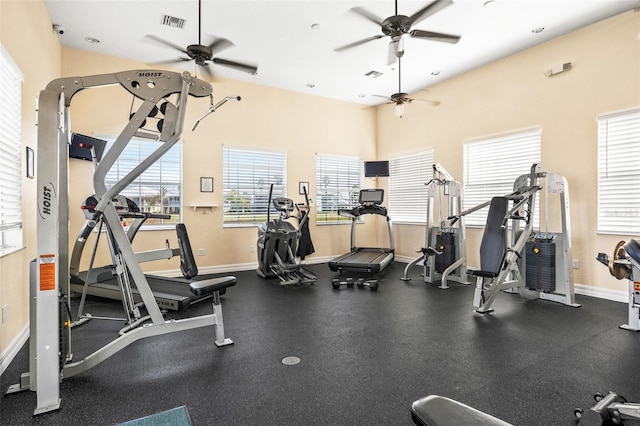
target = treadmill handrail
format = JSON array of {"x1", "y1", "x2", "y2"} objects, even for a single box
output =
[{"x1": 339, "y1": 205, "x2": 388, "y2": 218}]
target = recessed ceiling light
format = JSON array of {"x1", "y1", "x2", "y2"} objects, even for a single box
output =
[
  {"x1": 85, "y1": 37, "x2": 100, "y2": 44},
  {"x1": 431, "y1": 70, "x2": 441, "y2": 76},
  {"x1": 358, "y1": 94, "x2": 366, "y2": 98},
  {"x1": 311, "y1": 23, "x2": 320, "y2": 30},
  {"x1": 483, "y1": 0, "x2": 496, "y2": 7},
  {"x1": 306, "y1": 83, "x2": 315, "y2": 88},
  {"x1": 532, "y1": 27, "x2": 545, "y2": 34}
]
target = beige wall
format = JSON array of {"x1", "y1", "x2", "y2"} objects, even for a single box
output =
[
  {"x1": 377, "y1": 10, "x2": 640, "y2": 291},
  {"x1": 0, "y1": 0, "x2": 61, "y2": 358},
  {"x1": 62, "y1": 48, "x2": 379, "y2": 274}
]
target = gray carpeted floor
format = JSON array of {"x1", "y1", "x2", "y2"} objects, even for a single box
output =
[{"x1": 2, "y1": 262, "x2": 640, "y2": 425}]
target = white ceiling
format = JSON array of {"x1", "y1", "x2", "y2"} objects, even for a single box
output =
[{"x1": 44, "y1": 0, "x2": 639, "y2": 106}]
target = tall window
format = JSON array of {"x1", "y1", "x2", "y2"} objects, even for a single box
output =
[
  {"x1": 316, "y1": 154, "x2": 362, "y2": 224},
  {"x1": 463, "y1": 128, "x2": 541, "y2": 226},
  {"x1": 223, "y1": 145, "x2": 287, "y2": 227},
  {"x1": 0, "y1": 45, "x2": 23, "y2": 255},
  {"x1": 597, "y1": 108, "x2": 640, "y2": 234},
  {"x1": 103, "y1": 137, "x2": 182, "y2": 227},
  {"x1": 388, "y1": 150, "x2": 434, "y2": 224}
]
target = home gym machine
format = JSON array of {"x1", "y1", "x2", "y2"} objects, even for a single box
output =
[
  {"x1": 328, "y1": 188, "x2": 395, "y2": 274},
  {"x1": 401, "y1": 163, "x2": 469, "y2": 288},
  {"x1": 256, "y1": 184, "x2": 317, "y2": 285},
  {"x1": 69, "y1": 194, "x2": 221, "y2": 331},
  {"x1": 456, "y1": 163, "x2": 580, "y2": 313},
  {"x1": 596, "y1": 238, "x2": 640, "y2": 331},
  {"x1": 6, "y1": 70, "x2": 239, "y2": 415}
]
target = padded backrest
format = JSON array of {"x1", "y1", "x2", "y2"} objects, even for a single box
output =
[
  {"x1": 176, "y1": 223, "x2": 198, "y2": 279},
  {"x1": 479, "y1": 197, "x2": 508, "y2": 275},
  {"x1": 625, "y1": 239, "x2": 640, "y2": 265}
]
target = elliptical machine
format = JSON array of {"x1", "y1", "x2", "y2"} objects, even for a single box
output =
[{"x1": 257, "y1": 184, "x2": 317, "y2": 286}]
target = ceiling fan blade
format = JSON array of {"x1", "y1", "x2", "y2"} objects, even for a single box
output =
[
  {"x1": 407, "y1": 0, "x2": 453, "y2": 26},
  {"x1": 349, "y1": 6, "x2": 384, "y2": 26},
  {"x1": 207, "y1": 37, "x2": 235, "y2": 55},
  {"x1": 334, "y1": 35, "x2": 385, "y2": 52},
  {"x1": 411, "y1": 98, "x2": 441, "y2": 106},
  {"x1": 143, "y1": 35, "x2": 189, "y2": 55},
  {"x1": 409, "y1": 29, "x2": 461, "y2": 44},
  {"x1": 200, "y1": 62, "x2": 214, "y2": 77},
  {"x1": 211, "y1": 57, "x2": 258, "y2": 75},
  {"x1": 371, "y1": 94, "x2": 394, "y2": 102},
  {"x1": 147, "y1": 58, "x2": 193, "y2": 65}
]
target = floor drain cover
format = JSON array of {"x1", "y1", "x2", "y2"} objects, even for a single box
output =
[{"x1": 281, "y1": 356, "x2": 301, "y2": 365}]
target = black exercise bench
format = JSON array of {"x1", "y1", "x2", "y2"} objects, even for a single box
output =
[{"x1": 411, "y1": 395, "x2": 513, "y2": 426}]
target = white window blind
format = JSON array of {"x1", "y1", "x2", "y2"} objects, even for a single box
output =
[
  {"x1": 0, "y1": 44, "x2": 23, "y2": 254},
  {"x1": 597, "y1": 108, "x2": 640, "y2": 234},
  {"x1": 463, "y1": 128, "x2": 541, "y2": 227},
  {"x1": 223, "y1": 145, "x2": 287, "y2": 226},
  {"x1": 316, "y1": 154, "x2": 362, "y2": 224},
  {"x1": 388, "y1": 150, "x2": 434, "y2": 224},
  {"x1": 103, "y1": 136, "x2": 182, "y2": 227}
]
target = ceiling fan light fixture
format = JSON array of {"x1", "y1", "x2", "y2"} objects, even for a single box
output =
[{"x1": 394, "y1": 102, "x2": 405, "y2": 117}]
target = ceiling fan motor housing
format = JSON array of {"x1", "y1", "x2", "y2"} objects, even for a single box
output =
[
  {"x1": 382, "y1": 15, "x2": 412, "y2": 37},
  {"x1": 187, "y1": 44, "x2": 213, "y2": 64}
]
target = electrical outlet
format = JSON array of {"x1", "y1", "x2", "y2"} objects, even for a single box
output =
[
  {"x1": 572, "y1": 259, "x2": 580, "y2": 269},
  {"x1": 2, "y1": 304, "x2": 8, "y2": 323},
  {"x1": 197, "y1": 248, "x2": 205, "y2": 256},
  {"x1": 249, "y1": 245, "x2": 256, "y2": 253}
]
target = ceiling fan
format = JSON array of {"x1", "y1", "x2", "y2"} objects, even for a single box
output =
[
  {"x1": 145, "y1": 0, "x2": 257, "y2": 77},
  {"x1": 335, "y1": 0, "x2": 460, "y2": 64},
  {"x1": 372, "y1": 58, "x2": 440, "y2": 118}
]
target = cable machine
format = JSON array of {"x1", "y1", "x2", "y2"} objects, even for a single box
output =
[
  {"x1": 455, "y1": 164, "x2": 580, "y2": 313},
  {"x1": 6, "y1": 70, "x2": 239, "y2": 415},
  {"x1": 401, "y1": 163, "x2": 468, "y2": 288}
]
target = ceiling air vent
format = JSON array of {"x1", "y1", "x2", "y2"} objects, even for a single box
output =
[
  {"x1": 161, "y1": 14, "x2": 186, "y2": 29},
  {"x1": 365, "y1": 70, "x2": 383, "y2": 78}
]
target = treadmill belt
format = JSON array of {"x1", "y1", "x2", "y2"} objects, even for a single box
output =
[
  {"x1": 329, "y1": 248, "x2": 394, "y2": 273},
  {"x1": 69, "y1": 273, "x2": 205, "y2": 311}
]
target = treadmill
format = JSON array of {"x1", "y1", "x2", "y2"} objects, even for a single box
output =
[
  {"x1": 328, "y1": 189, "x2": 395, "y2": 274},
  {"x1": 69, "y1": 195, "x2": 211, "y2": 312}
]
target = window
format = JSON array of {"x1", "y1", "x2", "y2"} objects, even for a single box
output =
[
  {"x1": 597, "y1": 108, "x2": 640, "y2": 234},
  {"x1": 463, "y1": 128, "x2": 541, "y2": 226},
  {"x1": 388, "y1": 150, "x2": 434, "y2": 224},
  {"x1": 316, "y1": 154, "x2": 362, "y2": 224},
  {"x1": 223, "y1": 145, "x2": 287, "y2": 227},
  {"x1": 0, "y1": 44, "x2": 23, "y2": 255},
  {"x1": 103, "y1": 136, "x2": 182, "y2": 227}
]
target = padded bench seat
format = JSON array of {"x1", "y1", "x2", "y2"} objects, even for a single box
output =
[
  {"x1": 411, "y1": 395, "x2": 512, "y2": 426},
  {"x1": 189, "y1": 276, "x2": 236, "y2": 297}
]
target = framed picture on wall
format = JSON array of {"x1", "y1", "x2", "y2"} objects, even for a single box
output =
[{"x1": 200, "y1": 177, "x2": 213, "y2": 192}]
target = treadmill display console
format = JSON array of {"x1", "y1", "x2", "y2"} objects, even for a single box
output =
[{"x1": 359, "y1": 189, "x2": 384, "y2": 205}]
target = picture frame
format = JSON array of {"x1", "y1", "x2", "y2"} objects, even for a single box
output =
[
  {"x1": 299, "y1": 181, "x2": 309, "y2": 195},
  {"x1": 26, "y1": 146, "x2": 34, "y2": 179},
  {"x1": 200, "y1": 176, "x2": 213, "y2": 192}
]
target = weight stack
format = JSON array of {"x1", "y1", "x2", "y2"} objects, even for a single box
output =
[
  {"x1": 435, "y1": 232, "x2": 457, "y2": 273},
  {"x1": 525, "y1": 239, "x2": 556, "y2": 292}
]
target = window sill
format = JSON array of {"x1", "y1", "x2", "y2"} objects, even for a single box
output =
[{"x1": 0, "y1": 245, "x2": 25, "y2": 259}]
